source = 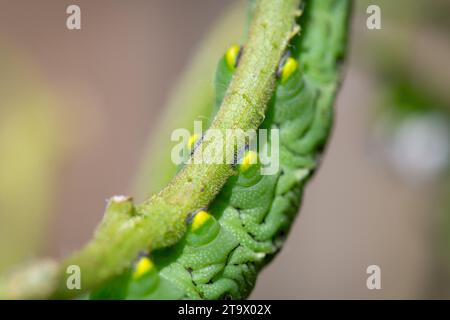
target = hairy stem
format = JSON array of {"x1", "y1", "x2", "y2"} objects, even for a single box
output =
[
  {"x1": 133, "y1": 0, "x2": 248, "y2": 198},
  {"x1": 0, "y1": 0, "x2": 300, "y2": 299}
]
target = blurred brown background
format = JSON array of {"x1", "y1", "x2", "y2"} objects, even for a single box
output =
[{"x1": 0, "y1": 0, "x2": 449, "y2": 299}]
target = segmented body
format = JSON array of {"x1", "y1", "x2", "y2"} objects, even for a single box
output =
[{"x1": 91, "y1": 0, "x2": 351, "y2": 300}]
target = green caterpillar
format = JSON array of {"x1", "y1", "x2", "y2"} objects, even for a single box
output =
[{"x1": 90, "y1": 0, "x2": 351, "y2": 300}]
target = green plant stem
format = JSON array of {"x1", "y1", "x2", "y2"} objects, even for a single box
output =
[
  {"x1": 133, "y1": 0, "x2": 247, "y2": 199},
  {"x1": 0, "y1": 0, "x2": 300, "y2": 299}
]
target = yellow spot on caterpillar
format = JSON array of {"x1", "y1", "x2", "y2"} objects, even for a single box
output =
[
  {"x1": 191, "y1": 210, "x2": 211, "y2": 231},
  {"x1": 133, "y1": 257, "x2": 153, "y2": 279},
  {"x1": 225, "y1": 44, "x2": 240, "y2": 70},
  {"x1": 281, "y1": 57, "x2": 298, "y2": 84},
  {"x1": 239, "y1": 151, "x2": 258, "y2": 173},
  {"x1": 188, "y1": 134, "x2": 199, "y2": 149}
]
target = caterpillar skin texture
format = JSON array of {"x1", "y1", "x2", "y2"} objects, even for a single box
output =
[{"x1": 90, "y1": 0, "x2": 351, "y2": 300}]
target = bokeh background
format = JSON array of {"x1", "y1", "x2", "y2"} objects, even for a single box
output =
[{"x1": 0, "y1": 0, "x2": 449, "y2": 299}]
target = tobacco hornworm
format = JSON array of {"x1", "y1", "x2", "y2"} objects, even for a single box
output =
[{"x1": 90, "y1": 0, "x2": 351, "y2": 300}]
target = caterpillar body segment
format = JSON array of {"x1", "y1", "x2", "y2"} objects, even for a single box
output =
[
  {"x1": 90, "y1": 0, "x2": 351, "y2": 300},
  {"x1": 213, "y1": 44, "x2": 242, "y2": 118}
]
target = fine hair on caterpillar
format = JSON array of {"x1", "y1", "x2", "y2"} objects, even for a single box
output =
[{"x1": 170, "y1": 120, "x2": 280, "y2": 175}]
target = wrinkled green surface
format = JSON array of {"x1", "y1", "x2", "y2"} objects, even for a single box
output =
[{"x1": 91, "y1": 0, "x2": 351, "y2": 300}]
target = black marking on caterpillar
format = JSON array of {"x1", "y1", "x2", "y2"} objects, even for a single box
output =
[
  {"x1": 276, "y1": 50, "x2": 292, "y2": 79},
  {"x1": 235, "y1": 46, "x2": 244, "y2": 69},
  {"x1": 185, "y1": 207, "x2": 208, "y2": 225}
]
